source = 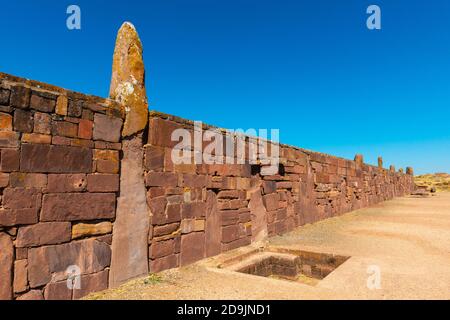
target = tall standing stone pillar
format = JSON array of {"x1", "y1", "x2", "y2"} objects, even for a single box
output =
[{"x1": 109, "y1": 22, "x2": 150, "y2": 288}]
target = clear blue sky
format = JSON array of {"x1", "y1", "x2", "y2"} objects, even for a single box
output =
[{"x1": 1, "y1": 0, "x2": 449, "y2": 174}]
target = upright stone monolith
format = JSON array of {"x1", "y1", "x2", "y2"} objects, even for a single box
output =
[
  {"x1": 378, "y1": 157, "x2": 383, "y2": 169},
  {"x1": 109, "y1": 22, "x2": 150, "y2": 288}
]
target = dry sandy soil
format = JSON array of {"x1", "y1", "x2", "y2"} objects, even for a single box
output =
[{"x1": 86, "y1": 192, "x2": 450, "y2": 300}]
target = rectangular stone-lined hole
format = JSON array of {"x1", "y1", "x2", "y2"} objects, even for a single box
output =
[{"x1": 226, "y1": 249, "x2": 350, "y2": 286}]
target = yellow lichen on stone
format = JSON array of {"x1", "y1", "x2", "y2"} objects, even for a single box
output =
[{"x1": 109, "y1": 22, "x2": 148, "y2": 137}]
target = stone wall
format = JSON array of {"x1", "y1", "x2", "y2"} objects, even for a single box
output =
[
  {"x1": 0, "y1": 73, "x2": 124, "y2": 300},
  {"x1": 144, "y1": 112, "x2": 415, "y2": 272},
  {"x1": 0, "y1": 72, "x2": 415, "y2": 300}
]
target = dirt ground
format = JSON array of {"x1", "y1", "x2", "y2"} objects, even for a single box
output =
[{"x1": 86, "y1": 192, "x2": 450, "y2": 300}]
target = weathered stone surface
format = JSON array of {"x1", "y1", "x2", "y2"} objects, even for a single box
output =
[
  {"x1": 55, "y1": 95, "x2": 68, "y2": 115},
  {"x1": 93, "y1": 114, "x2": 123, "y2": 142},
  {"x1": 16, "y1": 290, "x2": 44, "y2": 300},
  {"x1": 3, "y1": 187, "x2": 41, "y2": 211},
  {"x1": 72, "y1": 222, "x2": 112, "y2": 240},
  {"x1": 52, "y1": 121, "x2": 78, "y2": 138},
  {"x1": 14, "y1": 109, "x2": 33, "y2": 133},
  {"x1": 153, "y1": 223, "x2": 180, "y2": 237},
  {"x1": 149, "y1": 239, "x2": 174, "y2": 259},
  {"x1": 68, "y1": 99, "x2": 83, "y2": 117},
  {"x1": 78, "y1": 119, "x2": 93, "y2": 140},
  {"x1": 1, "y1": 148, "x2": 20, "y2": 172},
  {"x1": 0, "y1": 173, "x2": 9, "y2": 187},
  {"x1": 0, "y1": 88, "x2": 10, "y2": 105},
  {"x1": 180, "y1": 232, "x2": 205, "y2": 266},
  {"x1": 262, "y1": 193, "x2": 279, "y2": 211},
  {"x1": 22, "y1": 133, "x2": 52, "y2": 144},
  {"x1": 20, "y1": 144, "x2": 92, "y2": 173},
  {"x1": 0, "y1": 188, "x2": 41, "y2": 227},
  {"x1": 13, "y1": 259, "x2": 28, "y2": 293},
  {"x1": 41, "y1": 193, "x2": 115, "y2": 222},
  {"x1": 30, "y1": 93, "x2": 56, "y2": 113},
  {"x1": 87, "y1": 174, "x2": 119, "y2": 192},
  {"x1": 73, "y1": 269, "x2": 109, "y2": 300},
  {"x1": 33, "y1": 112, "x2": 52, "y2": 134},
  {"x1": 181, "y1": 202, "x2": 206, "y2": 219},
  {"x1": 110, "y1": 133, "x2": 149, "y2": 288},
  {"x1": 93, "y1": 149, "x2": 119, "y2": 174},
  {"x1": 16, "y1": 222, "x2": 71, "y2": 247},
  {"x1": 150, "y1": 254, "x2": 178, "y2": 273},
  {"x1": 0, "y1": 233, "x2": 13, "y2": 299},
  {"x1": 43, "y1": 281, "x2": 72, "y2": 300},
  {"x1": 181, "y1": 219, "x2": 205, "y2": 234},
  {"x1": 145, "y1": 172, "x2": 178, "y2": 187},
  {"x1": 0, "y1": 131, "x2": 19, "y2": 148},
  {"x1": 249, "y1": 188, "x2": 268, "y2": 242},
  {"x1": 28, "y1": 238, "x2": 111, "y2": 288},
  {"x1": 10, "y1": 86, "x2": 30, "y2": 109},
  {"x1": 0, "y1": 112, "x2": 12, "y2": 131},
  {"x1": 222, "y1": 225, "x2": 240, "y2": 243},
  {"x1": 109, "y1": 22, "x2": 148, "y2": 137},
  {"x1": 47, "y1": 174, "x2": 87, "y2": 193},
  {"x1": 144, "y1": 145, "x2": 165, "y2": 171},
  {"x1": 205, "y1": 191, "x2": 221, "y2": 257}
]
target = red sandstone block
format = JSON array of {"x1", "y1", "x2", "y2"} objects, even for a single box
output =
[
  {"x1": 145, "y1": 172, "x2": 178, "y2": 187},
  {"x1": 93, "y1": 149, "x2": 119, "y2": 174},
  {"x1": 21, "y1": 144, "x2": 92, "y2": 173},
  {"x1": 182, "y1": 174, "x2": 207, "y2": 188},
  {"x1": 13, "y1": 260, "x2": 28, "y2": 294},
  {"x1": 0, "y1": 208, "x2": 38, "y2": 227},
  {"x1": 153, "y1": 223, "x2": 180, "y2": 237},
  {"x1": 46, "y1": 174, "x2": 87, "y2": 193},
  {"x1": 0, "y1": 131, "x2": 18, "y2": 148},
  {"x1": 1, "y1": 148, "x2": 20, "y2": 172},
  {"x1": 93, "y1": 113, "x2": 123, "y2": 143},
  {"x1": 41, "y1": 193, "x2": 115, "y2": 222},
  {"x1": 30, "y1": 93, "x2": 56, "y2": 113},
  {"x1": 22, "y1": 133, "x2": 52, "y2": 144},
  {"x1": 72, "y1": 269, "x2": 109, "y2": 300},
  {"x1": 16, "y1": 222, "x2": 71, "y2": 248},
  {"x1": 14, "y1": 109, "x2": 33, "y2": 133},
  {"x1": 220, "y1": 210, "x2": 240, "y2": 226},
  {"x1": 0, "y1": 173, "x2": 9, "y2": 187},
  {"x1": 94, "y1": 141, "x2": 121, "y2": 150},
  {"x1": 10, "y1": 173, "x2": 47, "y2": 189},
  {"x1": 144, "y1": 145, "x2": 165, "y2": 171},
  {"x1": 3, "y1": 188, "x2": 41, "y2": 211},
  {"x1": 87, "y1": 174, "x2": 119, "y2": 193},
  {"x1": 78, "y1": 119, "x2": 93, "y2": 140},
  {"x1": 148, "y1": 187, "x2": 165, "y2": 198},
  {"x1": 0, "y1": 112, "x2": 12, "y2": 131},
  {"x1": 67, "y1": 99, "x2": 83, "y2": 117},
  {"x1": 221, "y1": 237, "x2": 251, "y2": 252},
  {"x1": 10, "y1": 86, "x2": 31, "y2": 109},
  {"x1": 28, "y1": 239, "x2": 111, "y2": 289},
  {"x1": 16, "y1": 290, "x2": 44, "y2": 300},
  {"x1": 52, "y1": 121, "x2": 78, "y2": 138},
  {"x1": 148, "y1": 117, "x2": 191, "y2": 148},
  {"x1": 0, "y1": 88, "x2": 10, "y2": 105},
  {"x1": 149, "y1": 239, "x2": 175, "y2": 259},
  {"x1": 217, "y1": 190, "x2": 240, "y2": 200},
  {"x1": 222, "y1": 225, "x2": 240, "y2": 243},
  {"x1": 150, "y1": 254, "x2": 179, "y2": 273},
  {"x1": 263, "y1": 193, "x2": 279, "y2": 211},
  {"x1": 180, "y1": 232, "x2": 205, "y2": 266},
  {"x1": 181, "y1": 202, "x2": 206, "y2": 219}
]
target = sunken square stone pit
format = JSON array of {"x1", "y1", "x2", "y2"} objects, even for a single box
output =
[{"x1": 221, "y1": 248, "x2": 350, "y2": 286}]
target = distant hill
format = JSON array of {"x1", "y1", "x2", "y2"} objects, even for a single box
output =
[{"x1": 415, "y1": 173, "x2": 450, "y2": 192}]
